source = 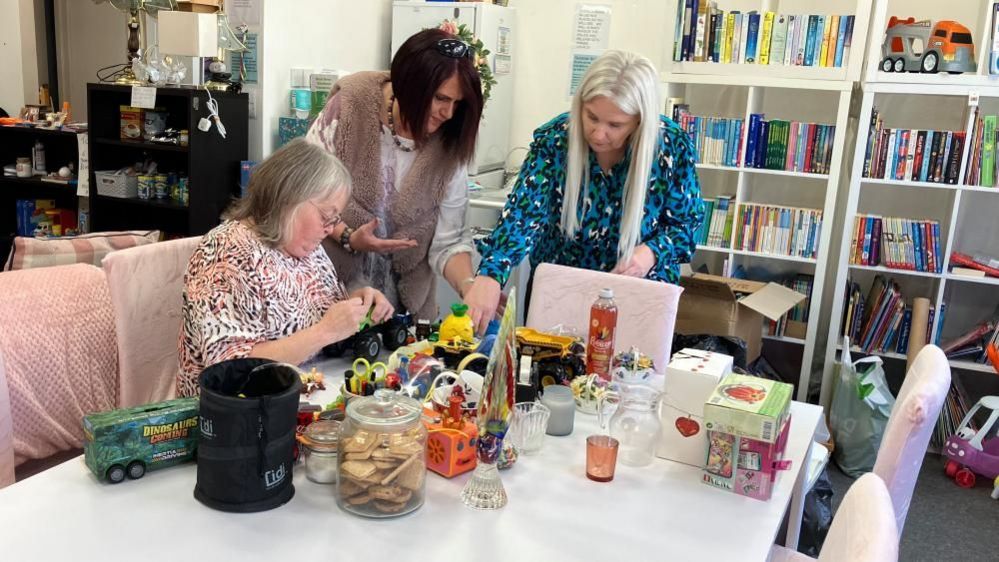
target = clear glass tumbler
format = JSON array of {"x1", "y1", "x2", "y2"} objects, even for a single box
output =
[{"x1": 509, "y1": 402, "x2": 551, "y2": 455}]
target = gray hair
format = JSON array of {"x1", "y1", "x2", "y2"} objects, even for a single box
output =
[
  {"x1": 225, "y1": 138, "x2": 352, "y2": 246},
  {"x1": 563, "y1": 50, "x2": 661, "y2": 263}
]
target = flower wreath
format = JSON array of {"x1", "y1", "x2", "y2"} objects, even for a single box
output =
[{"x1": 438, "y1": 19, "x2": 498, "y2": 102}]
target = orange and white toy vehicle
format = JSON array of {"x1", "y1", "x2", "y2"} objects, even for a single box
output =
[{"x1": 881, "y1": 17, "x2": 976, "y2": 74}]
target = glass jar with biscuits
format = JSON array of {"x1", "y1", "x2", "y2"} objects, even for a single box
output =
[{"x1": 337, "y1": 389, "x2": 427, "y2": 518}]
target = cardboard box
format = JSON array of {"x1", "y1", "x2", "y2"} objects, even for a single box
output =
[
  {"x1": 176, "y1": 0, "x2": 220, "y2": 13},
  {"x1": 656, "y1": 349, "x2": 733, "y2": 467},
  {"x1": 701, "y1": 373, "x2": 793, "y2": 501},
  {"x1": 676, "y1": 273, "x2": 806, "y2": 362}
]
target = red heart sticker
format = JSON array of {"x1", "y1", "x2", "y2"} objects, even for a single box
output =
[{"x1": 675, "y1": 416, "x2": 700, "y2": 437}]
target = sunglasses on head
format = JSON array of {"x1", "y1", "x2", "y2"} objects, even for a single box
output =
[{"x1": 436, "y1": 38, "x2": 475, "y2": 60}]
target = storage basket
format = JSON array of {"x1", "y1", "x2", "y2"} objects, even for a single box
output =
[{"x1": 95, "y1": 171, "x2": 138, "y2": 198}]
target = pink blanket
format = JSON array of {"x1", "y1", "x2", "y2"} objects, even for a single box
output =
[{"x1": 0, "y1": 264, "x2": 118, "y2": 465}]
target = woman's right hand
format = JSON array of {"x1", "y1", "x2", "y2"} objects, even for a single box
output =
[
  {"x1": 463, "y1": 276, "x2": 502, "y2": 335},
  {"x1": 320, "y1": 297, "x2": 370, "y2": 343},
  {"x1": 350, "y1": 218, "x2": 418, "y2": 254}
]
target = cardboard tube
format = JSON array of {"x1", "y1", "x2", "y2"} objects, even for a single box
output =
[{"x1": 907, "y1": 297, "x2": 931, "y2": 368}]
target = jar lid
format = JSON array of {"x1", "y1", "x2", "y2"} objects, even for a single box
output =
[
  {"x1": 301, "y1": 420, "x2": 341, "y2": 453},
  {"x1": 347, "y1": 389, "x2": 422, "y2": 430}
]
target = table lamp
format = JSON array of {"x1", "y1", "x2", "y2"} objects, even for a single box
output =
[
  {"x1": 158, "y1": 11, "x2": 219, "y2": 86},
  {"x1": 92, "y1": 0, "x2": 178, "y2": 85}
]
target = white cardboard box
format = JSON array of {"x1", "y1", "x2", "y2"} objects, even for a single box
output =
[{"x1": 656, "y1": 348, "x2": 733, "y2": 467}]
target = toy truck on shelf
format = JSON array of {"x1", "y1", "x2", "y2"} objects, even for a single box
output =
[
  {"x1": 943, "y1": 396, "x2": 999, "y2": 488},
  {"x1": 83, "y1": 397, "x2": 199, "y2": 484},
  {"x1": 515, "y1": 328, "x2": 586, "y2": 387},
  {"x1": 323, "y1": 313, "x2": 412, "y2": 362},
  {"x1": 880, "y1": 17, "x2": 976, "y2": 74}
]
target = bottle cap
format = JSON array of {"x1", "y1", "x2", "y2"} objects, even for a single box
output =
[{"x1": 599, "y1": 288, "x2": 614, "y2": 299}]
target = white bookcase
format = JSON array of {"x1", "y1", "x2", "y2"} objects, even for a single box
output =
[{"x1": 662, "y1": 0, "x2": 874, "y2": 401}]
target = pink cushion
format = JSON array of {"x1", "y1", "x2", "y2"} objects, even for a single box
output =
[
  {"x1": 873, "y1": 344, "x2": 951, "y2": 535},
  {"x1": 102, "y1": 237, "x2": 202, "y2": 407},
  {"x1": 0, "y1": 351, "x2": 14, "y2": 488},
  {"x1": 0, "y1": 263, "x2": 118, "y2": 465},
  {"x1": 526, "y1": 263, "x2": 683, "y2": 371},
  {"x1": 4, "y1": 230, "x2": 161, "y2": 271}
]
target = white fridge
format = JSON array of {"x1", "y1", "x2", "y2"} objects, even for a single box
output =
[{"x1": 391, "y1": 1, "x2": 516, "y2": 182}]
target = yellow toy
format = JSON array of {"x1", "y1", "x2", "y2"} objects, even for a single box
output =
[{"x1": 439, "y1": 303, "x2": 474, "y2": 343}]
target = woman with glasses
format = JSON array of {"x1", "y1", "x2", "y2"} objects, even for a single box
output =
[
  {"x1": 463, "y1": 50, "x2": 705, "y2": 333},
  {"x1": 307, "y1": 28, "x2": 484, "y2": 321},
  {"x1": 177, "y1": 139, "x2": 392, "y2": 397}
]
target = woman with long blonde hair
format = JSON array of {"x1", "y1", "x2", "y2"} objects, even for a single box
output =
[{"x1": 463, "y1": 50, "x2": 704, "y2": 332}]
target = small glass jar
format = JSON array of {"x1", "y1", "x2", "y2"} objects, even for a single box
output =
[
  {"x1": 15, "y1": 157, "x2": 31, "y2": 178},
  {"x1": 337, "y1": 389, "x2": 427, "y2": 518},
  {"x1": 300, "y1": 420, "x2": 340, "y2": 484}
]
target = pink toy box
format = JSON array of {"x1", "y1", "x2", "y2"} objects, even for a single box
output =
[{"x1": 701, "y1": 373, "x2": 793, "y2": 501}]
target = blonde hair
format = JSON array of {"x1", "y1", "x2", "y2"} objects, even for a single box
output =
[
  {"x1": 225, "y1": 138, "x2": 352, "y2": 246},
  {"x1": 563, "y1": 50, "x2": 661, "y2": 263}
]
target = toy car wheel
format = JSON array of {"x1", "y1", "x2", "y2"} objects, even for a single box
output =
[
  {"x1": 354, "y1": 332, "x2": 380, "y2": 362},
  {"x1": 881, "y1": 57, "x2": 894, "y2": 72},
  {"x1": 106, "y1": 464, "x2": 126, "y2": 484},
  {"x1": 126, "y1": 460, "x2": 146, "y2": 480},
  {"x1": 892, "y1": 58, "x2": 905, "y2": 73},
  {"x1": 321, "y1": 341, "x2": 346, "y2": 358},
  {"x1": 955, "y1": 468, "x2": 976, "y2": 488},
  {"x1": 944, "y1": 459, "x2": 960, "y2": 478},
  {"x1": 921, "y1": 52, "x2": 939, "y2": 73},
  {"x1": 383, "y1": 323, "x2": 409, "y2": 351}
]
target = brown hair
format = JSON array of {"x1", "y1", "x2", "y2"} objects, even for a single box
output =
[{"x1": 391, "y1": 28, "x2": 483, "y2": 164}]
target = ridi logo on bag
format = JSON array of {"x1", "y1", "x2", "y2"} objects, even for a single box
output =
[
  {"x1": 200, "y1": 417, "x2": 216, "y2": 440},
  {"x1": 264, "y1": 463, "x2": 287, "y2": 489}
]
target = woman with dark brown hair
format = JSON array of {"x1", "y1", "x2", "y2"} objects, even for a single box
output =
[{"x1": 307, "y1": 28, "x2": 484, "y2": 320}]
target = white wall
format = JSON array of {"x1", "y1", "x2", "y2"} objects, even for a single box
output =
[
  {"x1": 257, "y1": 0, "x2": 394, "y2": 159},
  {"x1": 54, "y1": 0, "x2": 125, "y2": 121},
  {"x1": 0, "y1": 0, "x2": 46, "y2": 115},
  {"x1": 505, "y1": 0, "x2": 670, "y2": 163}
]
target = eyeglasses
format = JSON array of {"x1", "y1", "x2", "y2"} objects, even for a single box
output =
[
  {"x1": 436, "y1": 38, "x2": 475, "y2": 60},
  {"x1": 308, "y1": 200, "x2": 342, "y2": 229}
]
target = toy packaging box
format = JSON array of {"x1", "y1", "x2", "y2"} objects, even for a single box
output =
[
  {"x1": 83, "y1": 397, "x2": 199, "y2": 482},
  {"x1": 656, "y1": 348, "x2": 733, "y2": 467},
  {"x1": 278, "y1": 117, "x2": 311, "y2": 147},
  {"x1": 702, "y1": 374, "x2": 792, "y2": 501}
]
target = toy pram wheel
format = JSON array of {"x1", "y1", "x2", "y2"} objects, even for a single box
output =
[
  {"x1": 944, "y1": 459, "x2": 959, "y2": 478},
  {"x1": 127, "y1": 461, "x2": 146, "y2": 480},
  {"x1": 106, "y1": 464, "x2": 126, "y2": 484},
  {"x1": 955, "y1": 468, "x2": 976, "y2": 488}
]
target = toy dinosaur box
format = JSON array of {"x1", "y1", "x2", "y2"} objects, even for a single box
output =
[{"x1": 701, "y1": 374, "x2": 792, "y2": 501}]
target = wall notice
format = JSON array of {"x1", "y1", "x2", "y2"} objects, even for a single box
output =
[
  {"x1": 568, "y1": 51, "x2": 600, "y2": 96},
  {"x1": 573, "y1": 4, "x2": 611, "y2": 51}
]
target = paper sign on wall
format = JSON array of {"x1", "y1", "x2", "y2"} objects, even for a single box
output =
[
  {"x1": 230, "y1": 32, "x2": 259, "y2": 84},
  {"x1": 130, "y1": 86, "x2": 157, "y2": 109},
  {"x1": 76, "y1": 133, "x2": 89, "y2": 197},
  {"x1": 226, "y1": 0, "x2": 260, "y2": 26},
  {"x1": 573, "y1": 4, "x2": 611, "y2": 51},
  {"x1": 569, "y1": 51, "x2": 600, "y2": 96}
]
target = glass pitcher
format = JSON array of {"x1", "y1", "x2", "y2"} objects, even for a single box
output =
[{"x1": 598, "y1": 384, "x2": 663, "y2": 467}]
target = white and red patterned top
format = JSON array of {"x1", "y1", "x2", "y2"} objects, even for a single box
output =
[{"x1": 177, "y1": 220, "x2": 346, "y2": 397}]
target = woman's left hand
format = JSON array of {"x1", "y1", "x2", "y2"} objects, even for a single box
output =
[
  {"x1": 349, "y1": 287, "x2": 395, "y2": 324},
  {"x1": 611, "y1": 244, "x2": 655, "y2": 278}
]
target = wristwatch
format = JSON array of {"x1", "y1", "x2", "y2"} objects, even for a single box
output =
[{"x1": 340, "y1": 225, "x2": 357, "y2": 255}]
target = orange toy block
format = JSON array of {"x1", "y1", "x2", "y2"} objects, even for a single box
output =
[{"x1": 423, "y1": 408, "x2": 477, "y2": 478}]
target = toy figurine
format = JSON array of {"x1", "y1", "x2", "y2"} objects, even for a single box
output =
[
  {"x1": 439, "y1": 303, "x2": 475, "y2": 343},
  {"x1": 881, "y1": 17, "x2": 976, "y2": 74}
]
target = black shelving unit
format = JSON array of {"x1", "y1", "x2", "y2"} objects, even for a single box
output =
[
  {"x1": 86, "y1": 83, "x2": 248, "y2": 236},
  {"x1": 0, "y1": 126, "x2": 81, "y2": 259}
]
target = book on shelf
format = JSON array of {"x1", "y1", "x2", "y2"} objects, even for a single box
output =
[
  {"x1": 744, "y1": 114, "x2": 835, "y2": 174},
  {"x1": 672, "y1": 6, "x2": 854, "y2": 69},
  {"x1": 733, "y1": 203, "x2": 822, "y2": 259},
  {"x1": 697, "y1": 195, "x2": 735, "y2": 248},
  {"x1": 933, "y1": 377, "x2": 975, "y2": 449},
  {"x1": 848, "y1": 214, "x2": 942, "y2": 273},
  {"x1": 842, "y1": 275, "x2": 938, "y2": 354},
  {"x1": 991, "y1": 2, "x2": 999, "y2": 76},
  {"x1": 950, "y1": 252, "x2": 999, "y2": 278},
  {"x1": 942, "y1": 307, "x2": 999, "y2": 364},
  {"x1": 863, "y1": 108, "x2": 967, "y2": 185},
  {"x1": 951, "y1": 267, "x2": 986, "y2": 278},
  {"x1": 768, "y1": 273, "x2": 813, "y2": 338},
  {"x1": 673, "y1": 104, "x2": 744, "y2": 167},
  {"x1": 962, "y1": 108, "x2": 999, "y2": 188}
]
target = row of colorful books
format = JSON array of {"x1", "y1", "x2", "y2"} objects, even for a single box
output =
[
  {"x1": 768, "y1": 274, "x2": 813, "y2": 338},
  {"x1": 862, "y1": 109, "x2": 966, "y2": 184},
  {"x1": 673, "y1": 107, "x2": 745, "y2": 167},
  {"x1": 962, "y1": 108, "x2": 999, "y2": 188},
  {"x1": 941, "y1": 307, "x2": 999, "y2": 365},
  {"x1": 848, "y1": 215, "x2": 943, "y2": 273},
  {"x1": 734, "y1": 203, "x2": 823, "y2": 259},
  {"x1": 744, "y1": 116, "x2": 835, "y2": 174},
  {"x1": 695, "y1": 195, "x2": 734, "y2": 248},
  {"x1": 672, "y1": 3, "x2": 856, "y2": 69},
  {"x1": 933, "y1": 378, "x2": 975, "y2": 449},
  {"x1": 841, "y1": 275, "x2": 940, "y2": 354}
]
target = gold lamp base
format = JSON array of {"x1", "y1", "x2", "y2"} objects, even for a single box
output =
[
  {"x1": 114, "y1": 66, "x2": 144, "y2": 86},
  {"x1": 204, "y1": 80, "x2": 233, "y2": 92}
]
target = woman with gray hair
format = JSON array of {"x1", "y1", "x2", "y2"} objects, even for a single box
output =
[
  {"x1": 177, "y1": 138, "x2": 392, "y2": 397},
  {"x1": 463, "y1": 50, "x2": 705, "y2": 333}
]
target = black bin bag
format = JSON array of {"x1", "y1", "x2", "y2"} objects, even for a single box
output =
[{"x1": 194, "y1": 358, "x2": 301, "y2": 512}]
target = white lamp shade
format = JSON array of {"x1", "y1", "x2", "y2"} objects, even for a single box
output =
[{"x1": 158, "y1": 11, "x2": 218, "y2": 57}]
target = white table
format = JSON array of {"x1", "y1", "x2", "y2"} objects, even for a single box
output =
[{"x1": 0, "y1": 358, "x2": 822, "y2": 561}]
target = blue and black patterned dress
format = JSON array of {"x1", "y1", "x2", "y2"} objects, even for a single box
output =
[{"x1": 476, "y1": 112, "x2": 705, "y2": 286}]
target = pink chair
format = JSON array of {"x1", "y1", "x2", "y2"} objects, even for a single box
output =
[
  {"x1": 525, "y1": 263, "x2": 683, "y2": 370},
  {"x1": 102, "y1": 236, "x2": 202, "y2": 407},
  {"x1": 771, "y1": 472, "x2": 898, "y2": 561},
  {"x1": 873, "y1": 344, "x2": 951, "y2": 535},
  {"x1": 0, "y1": 353, "x2": 14, "y2": 488}
]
